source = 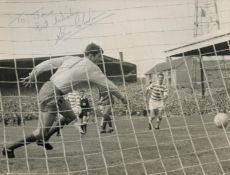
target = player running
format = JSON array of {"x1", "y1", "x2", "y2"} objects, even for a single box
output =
[
  {"x1": 2, "y1": 43, "x2": 127, "y2": 158},
  {"x1": 98, "y1": 88, "x2": 115, "y2": 133},
  {"x1": 146, "y1": 72, "x2": 168, "y2": 130},
  {"x1": 66, "y1": 90, "x2": 83, "y2": 133}
]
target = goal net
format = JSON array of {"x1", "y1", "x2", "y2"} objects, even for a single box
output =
[{"x1": 1, "y1": 1, "x2": 230, "y2": 175}]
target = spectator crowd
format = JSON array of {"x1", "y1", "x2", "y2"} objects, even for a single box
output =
[{"x1": 1, "y1": 83, "x2": 229, "y2": 126}]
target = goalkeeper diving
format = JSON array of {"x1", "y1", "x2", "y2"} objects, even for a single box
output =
[{"x1": 2, "y1": 43, "x2": 128, "y2": 158}]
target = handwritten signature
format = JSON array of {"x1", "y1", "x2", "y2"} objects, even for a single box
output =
[
  {"x1": 8, "y1": 7, "x2": 51, "y2": 31},
  {"x1": 54, "y1": 12, "x2": 113, "y2": 44},
  {"x1": 8, "y1": 8, "x2": 114, "y2": 44}
]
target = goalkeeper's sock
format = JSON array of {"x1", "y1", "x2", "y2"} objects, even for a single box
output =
[
  {"x1": 45, "y1": 118, "x2": 67, "y2": 141},
  {"x1": 8, "y1": 134, "x2": 37, "y2": 150},
  {"x1": 36, "y1": 140, "x2": 53, "y2": 150}
]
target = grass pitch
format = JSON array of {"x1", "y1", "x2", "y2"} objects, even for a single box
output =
[{"x1": 1, "y1": 113, "x2": 230, "y2": 175}]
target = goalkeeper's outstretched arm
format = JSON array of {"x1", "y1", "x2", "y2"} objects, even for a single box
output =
[
  {"x1": 20, "y1": 56, "x2": 65, "y2": 87},
  {"x1": 89, "y1": 63, "x2": 128, "y2": 105},
  {"x1": 94, "y1": 79, "x2": 127, "y2": 105}
]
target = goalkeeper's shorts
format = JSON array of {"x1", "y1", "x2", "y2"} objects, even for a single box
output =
[{"x1": 38, "y1": 81, "x2": 76, "y2": 123}]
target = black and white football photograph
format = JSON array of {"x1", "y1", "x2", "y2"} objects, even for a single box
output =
[{"x1": 0, "y1": 0, "x2": 230, "y2": 174}]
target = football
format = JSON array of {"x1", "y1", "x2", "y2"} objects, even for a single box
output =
[{"x1": 214, "y1": 113, "x2": 229, "y2": 128}]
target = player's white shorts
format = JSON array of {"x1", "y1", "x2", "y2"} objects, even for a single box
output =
[
  {"x1": 149, "y1": 99, "x2": 164, "y2": 110},
  {"x1": 98, "y1": 105, "x2": 105, "y2": 113}
]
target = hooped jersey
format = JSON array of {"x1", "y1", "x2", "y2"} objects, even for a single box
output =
[
  {"x1": 67, "y1": 91, "x2": 81, "y2": 109},
  {"x1": 147, "y1": 83, "x2": 168, "y2": 101}
]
